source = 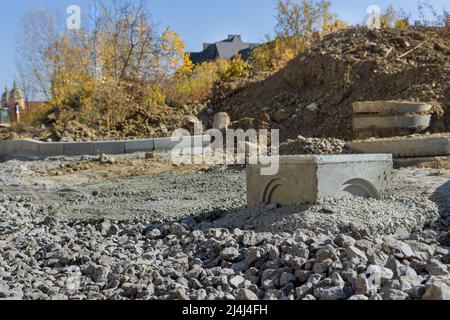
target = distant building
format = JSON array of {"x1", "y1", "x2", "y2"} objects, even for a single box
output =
[
  {"x1": 189, "y1": 35, "x2": 260, "y2": 64},
  {"x1": 1, "y1": 81, "x2": 26, "y2": 123}
]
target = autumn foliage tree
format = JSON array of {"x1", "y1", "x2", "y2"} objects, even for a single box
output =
[
  {"x1": 16, "y1": 0, "x2": 187, "y2": 130},
  {"x1": 251, "y1": 0, "x2": 347, "y2": 72}
]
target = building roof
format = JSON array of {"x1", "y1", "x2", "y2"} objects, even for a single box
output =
[
  {"x1": 1, "y1": 86, "x2": 9, "y2": 104},
  {"x1": 189, "y1": 35, "x2": 260, "y2": 64},
  {"x1": 10, "y1": 81, "x2": 22, "y2": 100},
  {"x1": 2, "y1": 82, "x2": 23, "y2": 104}
]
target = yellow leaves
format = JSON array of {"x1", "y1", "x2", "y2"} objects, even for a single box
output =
[
  {"x1": 323, "y1": 19, "x2": 348, "y2": 34},
  {"x1": 145, "y1": 83, "x2": 166, "y2": 106},
  {"x1": 48, "y1": 35, "x2": 94, "y2": 110},
  {"x1": 258, "y1": 0, "x2": 345, "y2": 73},
  {"x1": 395, "y1": 19, "x2": 409, "y2": 30},
  {"x1": 219, "y1": 55, "x2": 251, "y2": 81},
  {"x1": 177, "y1": 53, "x2": 194, "y2": 76},
  {"x1": 250, "y1": 37, "x2": 299, "y2": 72},
  {"x1": 161, "y1": 27, "x2": 186, "y2": 75}
]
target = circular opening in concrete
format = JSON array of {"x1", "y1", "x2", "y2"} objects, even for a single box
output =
[
  {"x1": 262, "y1": 178, "x2": 303, "y2": 205},
  {"x1": 336, "y1": 178, "x2": 380, "y2": 199}
]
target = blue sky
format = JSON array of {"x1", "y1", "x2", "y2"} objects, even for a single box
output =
[{"x1": 0, "y1": 0, "x2": 449, "y2": 90}]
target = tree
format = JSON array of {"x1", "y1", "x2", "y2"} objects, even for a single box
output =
[
  {"x1": 177, "y1": 53, "x2": 194, "y2": 77},
  {"x1": 92, "y1": 0, "x2": 159, "y2": 82},
  {"x1": 160, "y1": 27, "x2": 186, "y2": 76},
  {"x1": 381, "y1": 5, "x2": 398, "y2": 28},
  {"x1": 16, "y1": 8, "x2": 61, "y2": 101},
  {"x1": 250, "y1": 0, "x2": 344, "y2": 72},
  {"x1": 16, "y1": 0, "x2": 180, "y2": 132},
  {"x1": 275, "y1": 0, "x2": 335, "y2": 41}
]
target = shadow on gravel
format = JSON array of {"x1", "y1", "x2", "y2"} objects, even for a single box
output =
[{"x1": 430, "y1": 180, "x2": 450, "y2": 246}]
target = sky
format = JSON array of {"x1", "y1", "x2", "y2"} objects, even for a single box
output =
[{"x1": 0, "y1": 0, "x2": 449, "y2": 91}]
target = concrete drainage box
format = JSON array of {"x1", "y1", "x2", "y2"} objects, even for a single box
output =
[{"x1": 247, "y1": 154, "x2": 393, "y2": 207}]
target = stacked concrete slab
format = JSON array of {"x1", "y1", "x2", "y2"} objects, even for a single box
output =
[
  {"x1": 0, "y1": 135, "x2": 211, "y2": 159},
  {"x1": 247, "y1": 154, "x2": 393, "y2": 207},
  {"x1": 348, "y1": 136, "x2": 450, "y2": 158},
  {"x1": 353, "y1": 101, "x2": 432, "y2": 139}
]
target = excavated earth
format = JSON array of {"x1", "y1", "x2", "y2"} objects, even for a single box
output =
[
  {"x1": 212, "y1": 28, "x2": 450, "y2": 141},
  {"x1": 0, "y1": 153, "x2": 449, "y2": 300}
]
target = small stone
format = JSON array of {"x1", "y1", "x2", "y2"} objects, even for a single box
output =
[
  {"x1": 220, "y1": 247, "x2": 240, "y2": 262},
  {"x1": 355, "y1": 275, "x2": 372, "y2": 296},
  {"x1": 385, "y1": 256, "x2": 403, "y2": 277},
  {"x1": 366, "y1": 265, "x2": 394, "y2": 283},
  {"x1": 369, "y1": 294, "x2": 383, "y2": 300},
  {"x1": 174, "y1": 288, "x2": 190, "y2": 300},
  {"x1": 99, "y1": 153, "x2": 115, "y2": 164},
  {"x1": 230, "y1": 275, "x2": 246, "y2": 289},
  {"x1": 348, "y1": 295, "x2": 369, "y2": 300},
  {"x1": 331, "y1": 273, "x2": 345, "y2": 288},
  {"x1": 399, "y1": 275, "x2": 423, "y2": 291},
  {"x1": 381, "y1": 289, "x2": 410, "y2": 300},
  {"x1": 316, "y1": 245, "x2": 336, "y2": 262},
  {"x1": 97, "y1": 221, "x2": 112, "y2": 235},
  {"x1": 334, "y1": 234, "x2": 356, "y2": 248},
  {"x1": 245, "y1": 247, "x2": 262, "y2": 266},
  {"x1": 42, "y1": 216, "x2": 58, "y2": 226},
  {"x1": 194, "y1": 289, "x2": 208, "y2": 300},
  {"x1": 320, "y1": 207, "x2": 335, "y2": 214},
  {"x1": 313, "y1": 261, "x2": 329, "y2": 274},
  {"x1": 91, "y1": 266, "x2": 109, "y2": 283},
  {"x1": 392, "y1": 241, "x2": 415, "y2": 259},
  {"x1": 236, "y1": 289, "x2": 258, "y2": 301},
  {"x1": 267, "y1": 245, "x2": 280, "y2": 260},
  {"x1": 146, "y1": 229, "x2": 162, "y2": 239},
  {"x1": 289, "y1": 257, "x2": 306, "y2": 270},
  {"x1": 346, "y1": 246, "x2": 367, "y2": 261},
  {"x1": 367, "y1": 249, "x2": 389, "y2": 266},
  {"x1": 425, "y1": 259, "x2": 449, "y2": 277},
  {"x1": 314, "y1": 286, "x2": 346, "y2": 300},
  {"x1": 295, "y1": 270, "x2": 312, "y2": 283},
  {"x1": 422, "y1": 283, "x2": 450, "y2": 300},
  {"x1": 279, "y1": 272, "x2": 297, "y2": 287},
  {"x1": 295, "y1": 283, "x2": 313, "y2": 300},
  {"x1": 169, "y1": 223, "x2": 187, "y2": 236}
]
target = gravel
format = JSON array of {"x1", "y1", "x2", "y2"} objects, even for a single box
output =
[
  {"x1": 279, "y1": 136, "x2": 347, "y2": 155},
  {"x1": 0, "y1": 158, "x2": 449, "y2": 300},
  {"x1": 1, "y1": 195, "x2": 449, "y2": 300}
]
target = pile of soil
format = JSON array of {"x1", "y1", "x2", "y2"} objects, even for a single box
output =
[
  {"x1": 212, "y1": 27, "x2": 450, "y2": 141},
  {"x1": 23, "y1": 103, "x2": 205, "y2": 142}
]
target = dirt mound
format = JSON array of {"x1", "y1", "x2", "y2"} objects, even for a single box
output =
[
  {"x1": 213, "y1": 28, "x2": 450, "y2": 141},
  {"x1": 27, "y1": 103, "x2": 205, "y2": 142}
]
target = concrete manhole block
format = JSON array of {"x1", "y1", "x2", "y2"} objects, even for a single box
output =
[
  {"x1": 247, "y1": 154, "x2": 393, "y2": 207},
  {"x1": 353, "y1": 115, "x2": 431, "y2": 130},
  {"x1": 353, "y1": 101, "x2": 432, "y2": 115},
  {"x1": 352, "y1": 101, "x2": 432, "y2": 138}
]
